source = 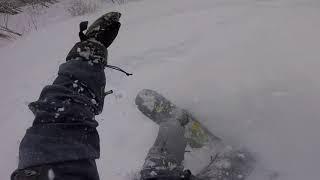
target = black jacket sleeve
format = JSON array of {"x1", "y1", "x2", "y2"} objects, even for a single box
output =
[{"x1": 11, "y1": 40, "x2": 108, "y2": 180}]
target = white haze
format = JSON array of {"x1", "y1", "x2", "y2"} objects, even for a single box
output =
[{"x1": 1, "y1": 0, "x2": 320, "y2": 180}]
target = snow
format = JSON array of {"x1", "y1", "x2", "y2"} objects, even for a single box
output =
[
  {"x1": 78, "y1": 47, "x2": 91, "y2": 60},
  {"x1": 1, "y1": 0, "x2": 320, "y2": 180},
  {"x1": 57, "y1": 107, "x2": 65, "y2": 112},
  {"x1": 150, "y1": 171, "x2": 157, "y2": 176},
  {"x1": 91, "y1": 99, "x2": 98, "y2": 105},
  {"x1": 139, "y1": 93, "x2": 156, "y2": 111},
  {"x1": 48, "y1": 168, "x2": 55, "y2": 180}
]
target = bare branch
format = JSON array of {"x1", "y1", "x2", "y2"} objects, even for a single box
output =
[
  {"x1": 0, "y1": 25, "x2": 22, "y2": 36},
  {"x1": 0, "y1": 32, "x2": 10, "y2": 39},
  {"x1": 0, "y1": 1, "x2": 23, "y2": 15}
]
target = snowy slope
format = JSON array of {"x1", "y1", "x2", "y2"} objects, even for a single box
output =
[{"x1": 1, "y1": 0, "x2": 320, "y2": 179}]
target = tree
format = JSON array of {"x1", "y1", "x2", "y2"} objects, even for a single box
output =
[{"x1": 0, "y1": 0, "x2": 58, "y2": 38}]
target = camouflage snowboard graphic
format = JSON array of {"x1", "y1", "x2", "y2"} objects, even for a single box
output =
[{"x1": 135, "y1": 89, "x2": 255, "y2": 180}]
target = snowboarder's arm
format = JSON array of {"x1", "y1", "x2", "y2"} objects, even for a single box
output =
[
  {"x1": 11, "y1": 12, "x2": 122, "y2": 179},
  {"x1": 11, "y1": 39, "x2": 107, "y2": 180}
]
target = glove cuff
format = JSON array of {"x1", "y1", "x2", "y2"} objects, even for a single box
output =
[{"x1": 66, "y1": 39, "x2": 108, "y2": 67}]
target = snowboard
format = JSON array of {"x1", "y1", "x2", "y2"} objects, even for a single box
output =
[{"x1": 135, "y1": 89, "x2": 255, "y2": 180}]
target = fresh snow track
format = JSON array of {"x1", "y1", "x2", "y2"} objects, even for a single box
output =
[{"x1": 1, "y1": 0, "x2": 320, "y2": 180}]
